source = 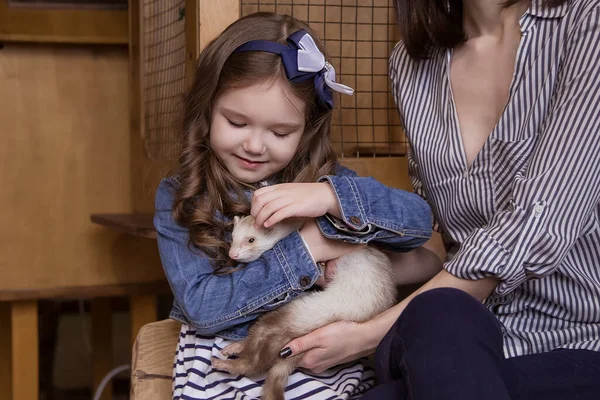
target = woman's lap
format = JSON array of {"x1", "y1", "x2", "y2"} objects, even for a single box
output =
[{"x1": 360, "y1": 288, "x2": 600, "y2": 400}]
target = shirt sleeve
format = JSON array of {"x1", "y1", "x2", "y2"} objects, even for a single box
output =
[
  {"x1": 445, "y1": 6, "x2": 600, "y2": 296},
  {"x1": 406, "y1": 144, "x2": 442, "y2": 233},
  {"x1": 154, "y1": 178, "x2": 321, "y2": 334},
  {"x1": 315, "y1": 165, "x2": 433, "y2": 251}
]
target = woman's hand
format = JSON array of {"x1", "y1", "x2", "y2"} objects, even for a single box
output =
[
  {"x1": 279, "y1": 295, "x2": 406, "y2": 373},
  {"x1": 299, "y1": 219, "x2": 364, "y2": 262},
  {"x1": 280, "y1": 321, "x2": 375, "y2": 373},
  {"x1": 251, "y1": 183, "x2": 340, "y2": 229}
]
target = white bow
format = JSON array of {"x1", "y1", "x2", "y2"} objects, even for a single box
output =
[{"x1": 296, "y1": 34, "x2": 354, "y2": 96}]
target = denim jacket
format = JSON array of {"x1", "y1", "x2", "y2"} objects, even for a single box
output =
[{"x1": 154, "y1": 166, "x2": 432, "y2": 340}]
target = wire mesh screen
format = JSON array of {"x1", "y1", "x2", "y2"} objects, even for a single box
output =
[
  {"x1": 241, "y1": 0, "x2": 405, "y2": 157},
  {"x1": 142, "y1": 0, "x2": 186, "y2": 160}
]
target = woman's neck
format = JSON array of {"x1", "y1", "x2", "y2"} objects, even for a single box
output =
[{"x1": 462, "y1": 0, "x2": 530, "y2": 38}]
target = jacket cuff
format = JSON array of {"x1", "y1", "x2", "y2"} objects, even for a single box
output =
[
  {"x1": 444, "y1": 201, "x2": 547, "y2": 296},
  {"x1": 318, "y1": 175, "x2": 370, "y2": 230},
  {"x1": 271, "y1": 230, "x2": 321, "y2": 290}
]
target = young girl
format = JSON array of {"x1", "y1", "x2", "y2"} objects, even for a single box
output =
[{"x1": 154, "y1": 12, "x2": 433, "y2": 400}]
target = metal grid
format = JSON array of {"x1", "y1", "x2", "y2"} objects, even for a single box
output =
[
  {"x1": 241, "y1": 0, "x2": 405, "y2": 157},
  {"x1": 142, "y1": 0, "x2": 186, "y2": 160}
]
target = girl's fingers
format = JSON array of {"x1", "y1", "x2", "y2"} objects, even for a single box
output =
[
  {"x1": 264, "y1": 206, "x2": 295, "y2": 228},
  {"x1": 254, "y1": 198, "x2": 291, "y2": 228}
]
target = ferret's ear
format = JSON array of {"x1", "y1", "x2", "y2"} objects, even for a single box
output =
[{"x1": 233, "y1": 216, "x2": 240, "y2": 225}]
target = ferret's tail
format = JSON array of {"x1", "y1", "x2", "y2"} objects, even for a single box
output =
[{"x1": 262, "y1": 358, "x2": 297, "y2": 400}]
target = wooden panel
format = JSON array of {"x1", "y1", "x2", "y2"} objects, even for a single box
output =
[
  {"x1": 0, "y1": 0, "x2": 128, "y2": 44},
  {"x1": 129, "y1": 0, "x2": 177, "y2": 213},
  {"x1": 0, "y1": 43, "x2": 163, "y2": 292},
  {"x1": 130, "y1": 0, "x2": 240, "y2": 213},
  {"x1": 340, "y1": 157, "x2": 412, "y2": 191},
  {"x1": 184, "y1": 0, "x2": 198, "y2": 82},
  {"x1": 197, "y1": 0, "x2": 239, "y2": 52},
  {"x1": 0, "y1": 303, "x2": 11, "y2": 400},
  {"x1": 11, "y1": 301, "x2": 38, "y2": 400}
]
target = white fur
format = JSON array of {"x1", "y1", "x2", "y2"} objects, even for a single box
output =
[
  {"x1": 230, "y1": 215, "x2": 396, "y2": 327},
  {"x1": 216, "y1": 216, "x2": 397, "y2": 400}
]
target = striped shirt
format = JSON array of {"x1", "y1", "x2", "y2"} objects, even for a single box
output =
[
  {"x1": 390, "y1": 0, "x2": 600, "y2": 358},
  {"x1": 173, "y1": 325, "x2": 374, "y2": 399}
]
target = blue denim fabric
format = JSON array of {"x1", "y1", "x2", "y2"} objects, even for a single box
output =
[{"x1": 154, "y1": 166, "x2": 432, "y2": 340}]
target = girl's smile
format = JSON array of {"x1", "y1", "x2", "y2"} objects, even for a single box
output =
[{"x1": 234, "y1": 154, "x2": 268, "y2": 169}]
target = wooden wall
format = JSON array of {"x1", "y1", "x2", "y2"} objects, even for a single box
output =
[
  {"x1": 0, "y1": 43, "x2": 163, "y2": 293},
  {"x1": 0, "y1": 1, "x2": 412, "y2": 294}
]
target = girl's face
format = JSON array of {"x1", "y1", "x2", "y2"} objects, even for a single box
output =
[{"x1": 210, "y1": 78, "x2": 307, "y2": 183}]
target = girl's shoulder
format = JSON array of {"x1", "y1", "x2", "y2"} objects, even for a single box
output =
[
  {"x1": 333, "y1": 164, "x2": 358, "y2": 178},
  {"x1": 155, "y1": 175, "x2": 183, "y2": 210}
]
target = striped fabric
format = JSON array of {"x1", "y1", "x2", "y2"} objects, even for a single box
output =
[
  {"x1": 173, "y1": 325, "x2": 374, "y2": 399},
  {"x1": 390, "y1": 0, "x2": 600, "y2": 358}
]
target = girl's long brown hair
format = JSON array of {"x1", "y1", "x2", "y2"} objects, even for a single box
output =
[
  {"x1": 173, "y1": 12, "x2": 338, "y2": 273},
  {"x1": 394, "y1": 0, "x2": 570, "y2": 60}
]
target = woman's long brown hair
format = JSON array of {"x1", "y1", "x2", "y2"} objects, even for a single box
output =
[
  {"x1": 173, "y1": 12, "x2": 338, "y2": 273},
  {"x1": 394, "y1": 0, "x2": 570, "y2": 60}
]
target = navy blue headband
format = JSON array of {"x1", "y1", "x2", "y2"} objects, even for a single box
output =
[{"x1": 233, "y1": 29, "x2": 354, "y2": 109}]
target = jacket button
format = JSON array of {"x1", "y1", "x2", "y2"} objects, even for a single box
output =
[
  {"x1": 299, "y1": 276, "x2": 311, "y2": 287},
  {"x1": 350, "y1": 216, "x2": 361, "y2": 225}
]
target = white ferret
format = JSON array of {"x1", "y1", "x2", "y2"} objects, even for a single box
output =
[{"x1": 211, "y1": 215, "x2": 397, "y2": 400}]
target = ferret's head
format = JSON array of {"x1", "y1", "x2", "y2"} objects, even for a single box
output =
[{"x1": 229, "y1": 215, "x2": 276, "y2": 263}]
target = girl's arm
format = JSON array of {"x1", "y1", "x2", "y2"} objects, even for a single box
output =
[
  {"x1": 155, "y1": 178, "x2": 359, "y2": 336},
  {"x1": 251, "y1": 166, "x2": 434, "y2": 257},
  {"x1": 316, "y1": 166, "x2": 433, "y2": 251}
]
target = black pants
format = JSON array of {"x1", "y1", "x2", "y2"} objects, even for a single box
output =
[{"x1": 360, "y1": 288, "x2": 600, "y2": 400}]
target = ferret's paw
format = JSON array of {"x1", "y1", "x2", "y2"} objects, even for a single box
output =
[
  {"x1": 211, "y1": 357, "x2": 233, "y2": 373},
  {"x1": 221, "y1": 341, "x2": 246, "y2": 357}
]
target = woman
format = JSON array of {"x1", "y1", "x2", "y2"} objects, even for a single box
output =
[{"x1": 277, "y1": 0, "x2": 600, "y2": 398}]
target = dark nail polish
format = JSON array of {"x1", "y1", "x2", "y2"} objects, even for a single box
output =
[{"x1": 279, "y1": 347, "x2": 292, "y2": 358}]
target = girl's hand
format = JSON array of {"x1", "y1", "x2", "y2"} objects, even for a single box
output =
[
  {"x1": 251, "y1": 183, "x2": 340, "y2": 229},
  {"x1": 280, "y1": 320, "x2": 377, "y2": 373}
]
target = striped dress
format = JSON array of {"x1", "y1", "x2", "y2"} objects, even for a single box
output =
[
  {"x1": 390, "y1": 0, "x2": 600, "y2": 358},
  {"x1": 173, "y1": 325, "x2": 374, "y2": 399}
]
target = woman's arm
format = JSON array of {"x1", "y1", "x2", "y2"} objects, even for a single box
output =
[
  {"x1": 282, "y1": 261, "x2": 497, "y2": 373},
  {"x1": 385, "y1": 230, "x2": 446, "y2": 286}
]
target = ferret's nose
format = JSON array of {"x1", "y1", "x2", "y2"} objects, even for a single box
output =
[{"x1": 229, "y1": 250, "x2": 238, "y2": 260}]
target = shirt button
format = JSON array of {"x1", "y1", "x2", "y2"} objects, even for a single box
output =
[
  {"x1": 349, "y1": 216, "x2": 361, "y2": 225},
  {"x1": 299, "y1": 276, "x2": 311, "y2": 287}
]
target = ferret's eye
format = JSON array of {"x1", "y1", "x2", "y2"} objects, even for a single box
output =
[{"x1": 248, "y1": 237, "x2": 255, "y2": 243}]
